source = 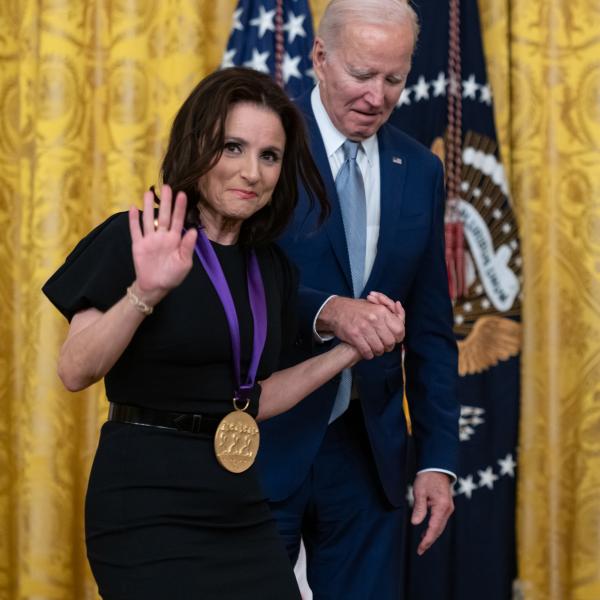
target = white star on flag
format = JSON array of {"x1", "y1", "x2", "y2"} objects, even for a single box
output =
[
  {"x1": 463, "y1": 74, "x2": 479, "y2": 99},
  {"x1": 231, "y1": 7, "x2": 244, "y2": 31},
  {"x1": 249, "y1": 5, "x2": 276, "y2": 38},
  {"x1": 413, "y1": 75, "x2": 430, "y2": 101},
  {"x1": 284, "y1": 11, "x2": 307, "y2": 43},
  {"x1": 478, "y1": 467, "x2": 499, "y2": 490},
  {"x1": 282, "y1": 52, "x2": 302, "y2": 84},
  {"x1": 397, "y1": 88, "x2": 411, "y2": 107},
  {"x1": 244, "y1": 48, "x2": 270, "y2": 73},
  {"x1": 221, "y1": 48, "x2": 236, "y2": 69},
  {"x1": 459, "y1": 427, "x2": 475, "y2": 441},
  {"x1": 480, "y1": 83, "x2": 492, "y2": 105},
  {"x1": 305, "y1": 67, "x2": 318, "y2": 84},
  {"x1": 457, "y1": 474, "x2": 477, "y2": 499},
  {"x1": 432, "y1": 71, "x2": 447, "y2": 97},
  {"x1": 498, "y1": 454, "x2": 516, "y2": 477}
]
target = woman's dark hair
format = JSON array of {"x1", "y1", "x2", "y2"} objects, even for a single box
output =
[{"x1": 159, "y1": 66, "x2": 329, "y2": 246}]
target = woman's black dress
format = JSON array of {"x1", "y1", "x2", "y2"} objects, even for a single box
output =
[{"x1": 42, "y1": 213, "x2": 301, "y2": 600}]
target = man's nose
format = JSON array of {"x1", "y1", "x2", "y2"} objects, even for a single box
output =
[{"x1": 364, "y1": 79, "x2": 385, "y2": 107}]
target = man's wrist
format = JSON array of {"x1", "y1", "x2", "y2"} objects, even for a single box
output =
[
  {"x1": 416, "y1": 468, "x2": 457, "y2": 484},
  {"x1": 313, "y1": 295, "x2": 338, "y2": 342}
]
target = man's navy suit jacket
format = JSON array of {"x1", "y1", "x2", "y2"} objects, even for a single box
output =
[{"x1": 258, "y1": 92, "x2": 459, "y2": 508}]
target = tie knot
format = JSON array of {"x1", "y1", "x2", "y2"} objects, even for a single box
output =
[{"x1": 342, "y1": 139, "x2": 360, "y2": 161}]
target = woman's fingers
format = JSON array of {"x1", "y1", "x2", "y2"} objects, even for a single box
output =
[
  {"x1": 129, "y1": 206, "x2": 142, "y2": 244},
  {"x1": 180, "y1": 227, "x2": 198, "y2": 260},
  {"x1": 367, "y1": 291, "x2": 394, "y2": 310},
  {"x1": 142, "y1": 191, "x2": 155, "y2": 234},
  {"x1": 156, "y1": 184, "x2": 172, "y2": 231},
  {"x1": 395, "y1": 300, "x2": 405, "y2": 319},
  {"x1": 171, "y1": 190, "x2": 188, "y2": 232},
  {"x1": 368, "y1": 291, "x2": 405, "y2": 319}
]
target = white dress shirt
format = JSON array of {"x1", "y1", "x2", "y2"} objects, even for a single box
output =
[
  {"x1": 311, "y1": 85, "x2": 381, "y2": 287},
  {"x1": 310, "y1": 86, "x2": 380, "y2": 341}
]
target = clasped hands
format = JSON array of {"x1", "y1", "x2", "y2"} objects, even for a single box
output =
[
  {"x1": 316, "y1": 291, "x2": 405, "y2": 359},
  {"x1": 317, "y1": 294, "x2": 454, "y2": 555}
]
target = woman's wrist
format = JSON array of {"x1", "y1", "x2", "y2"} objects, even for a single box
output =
[
  {"x1": 337, "y1": 342, "x2": 361, "y2": 367},
  {"x1": 126, "y1": 280, "x2": 165, "y2": 314}
]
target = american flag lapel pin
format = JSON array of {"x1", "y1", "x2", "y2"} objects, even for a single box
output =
[{"x1": 392, "y1": 156, "x2": 403, "y2": 165}]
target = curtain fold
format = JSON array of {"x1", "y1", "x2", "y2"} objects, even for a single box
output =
[{"x1": 480, "y1": 2, "x2": 600, "y2": 599}]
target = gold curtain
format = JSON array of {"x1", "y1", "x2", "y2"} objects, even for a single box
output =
[
  {"x1": 0, "y1": 1, "x2": 237, "y2": 597},
  {"x1": 2, "y1": 1, "x2": 599, "y2": 599},
  {"x1": 480, "y1": 2, "x2": 600, "y2": 599}
]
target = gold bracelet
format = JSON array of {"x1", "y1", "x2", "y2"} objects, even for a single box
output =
[{"x1": 126, "y1": 285, "x2": 153, "y2": 315}]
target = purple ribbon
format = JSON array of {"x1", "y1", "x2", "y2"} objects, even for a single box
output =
[{"x1": 193, "y1": 227, "x2": 267, "y2": 402}]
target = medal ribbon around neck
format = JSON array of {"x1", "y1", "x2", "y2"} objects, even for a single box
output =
[{"x1": 193, "y1": 226, "x2": 266, "y2": 473}]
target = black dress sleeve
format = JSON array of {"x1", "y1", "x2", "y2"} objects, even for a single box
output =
[{"x1": 42, "y1": 212, "x2": 135, "y2": 321}]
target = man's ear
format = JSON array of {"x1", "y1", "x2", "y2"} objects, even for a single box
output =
[{"x1": 312, "y1": 37, "x2": 326, "y2": 81}]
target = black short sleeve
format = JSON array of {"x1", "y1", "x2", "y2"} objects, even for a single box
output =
[{"x1": 42, "y1": 212, "x2": 135, "y2": 321}]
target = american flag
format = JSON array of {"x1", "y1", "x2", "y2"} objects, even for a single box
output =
[{"x1": 222, "y1": 0, "x2": 316, "y2": 99}]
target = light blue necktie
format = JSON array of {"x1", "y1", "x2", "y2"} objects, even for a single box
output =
[{"x1": 329, "y1": 139, "x2": 367, "y2": 423}]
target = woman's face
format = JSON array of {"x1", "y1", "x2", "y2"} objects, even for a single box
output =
[{"x1": 198, "y1": 102, "x2": 286, "y2": 232}]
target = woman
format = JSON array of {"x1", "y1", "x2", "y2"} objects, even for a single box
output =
[{"x1": 43, "y1": 67, "x2": 398, "y2": 599}]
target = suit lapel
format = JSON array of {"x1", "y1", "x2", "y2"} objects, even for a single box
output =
[
  {"x1": 297, "y1": 94, "x2": 353, "y2": 292},
  {"x1": 363, "y1": 125, "x2": 408, "y2": 295}
]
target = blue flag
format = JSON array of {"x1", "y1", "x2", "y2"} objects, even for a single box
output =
[
  {"x1": 389, "y1": 2, "x2": 520, "y2": 599},
  {"x1": 222, "y1": 0, "x2": 316, "y2": 99}
]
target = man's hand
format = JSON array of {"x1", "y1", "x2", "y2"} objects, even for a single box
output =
[
  {"x1": 411, "y1": 471, "x2": 454, "y2": 555},
  {"x1": 316, "y1": 294, "x2": 405, "y2": 359}
]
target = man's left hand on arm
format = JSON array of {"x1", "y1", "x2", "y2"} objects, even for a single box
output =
[{"x1": 411, "y1": 471, "x2": 455, "y2": 556}]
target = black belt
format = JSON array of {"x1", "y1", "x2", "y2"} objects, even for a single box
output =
[{"x1": 107, "y1": 402, "x2": 222, "y2": 436}]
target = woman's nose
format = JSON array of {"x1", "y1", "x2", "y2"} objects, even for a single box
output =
[{"x1": 240, "y1": 155, "x2": 260, "y2": 183}]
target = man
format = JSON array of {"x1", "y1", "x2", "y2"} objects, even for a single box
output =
[{"x1": 258, "y1": 1, "x2": 459, "y2": 597}]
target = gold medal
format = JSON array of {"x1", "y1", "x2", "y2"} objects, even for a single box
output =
[{"x1": 214, "y1": 398, "x2": 260, "y2": 473}]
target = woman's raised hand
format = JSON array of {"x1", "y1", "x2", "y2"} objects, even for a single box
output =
[{"x1": 128, "y1": 185, "x2": 198, "y2": 306}]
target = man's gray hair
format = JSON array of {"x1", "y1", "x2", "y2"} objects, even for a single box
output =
[{"x1": 318, "y1": 0, "x2": 419, "y2": 51}]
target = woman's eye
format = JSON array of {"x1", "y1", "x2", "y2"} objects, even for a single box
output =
[
  {"x1": 261, "y1": 151, "x2": 280, "y2": 163},
  {"x1": 224, "y1": 142, "x2": 241, "y2": 153}
]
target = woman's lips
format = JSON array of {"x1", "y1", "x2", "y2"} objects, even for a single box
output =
[{"x1": 230, "y1": 189, "x2": 258, "y2": 199}]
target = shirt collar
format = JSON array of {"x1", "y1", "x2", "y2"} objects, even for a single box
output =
[{"x1": 310, "y1": 85, "x2": 377, "y2": 167}]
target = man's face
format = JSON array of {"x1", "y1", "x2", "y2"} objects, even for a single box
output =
[{"x1": 313, "y1": 20, "x2": 414, "y2": 141}]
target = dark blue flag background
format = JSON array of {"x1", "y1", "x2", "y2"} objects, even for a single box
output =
[
  {"x1": 222, "y1": 0, "x2": 316, "y2": 99},
  {"x1": 390, "y1": 3, "x2": 520, "y2": 599}
]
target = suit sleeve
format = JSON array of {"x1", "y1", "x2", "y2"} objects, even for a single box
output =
[
  {"x1": 295, "y1": 284, "x2": 335, "y2": 348},
  {"x1": 404, "y1": 158, "x2": 460, "y2": 475}
]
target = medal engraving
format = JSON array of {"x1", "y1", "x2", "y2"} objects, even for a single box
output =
[{"x1": 214, "y1": 410, "x2": 260, "y2": 473}]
